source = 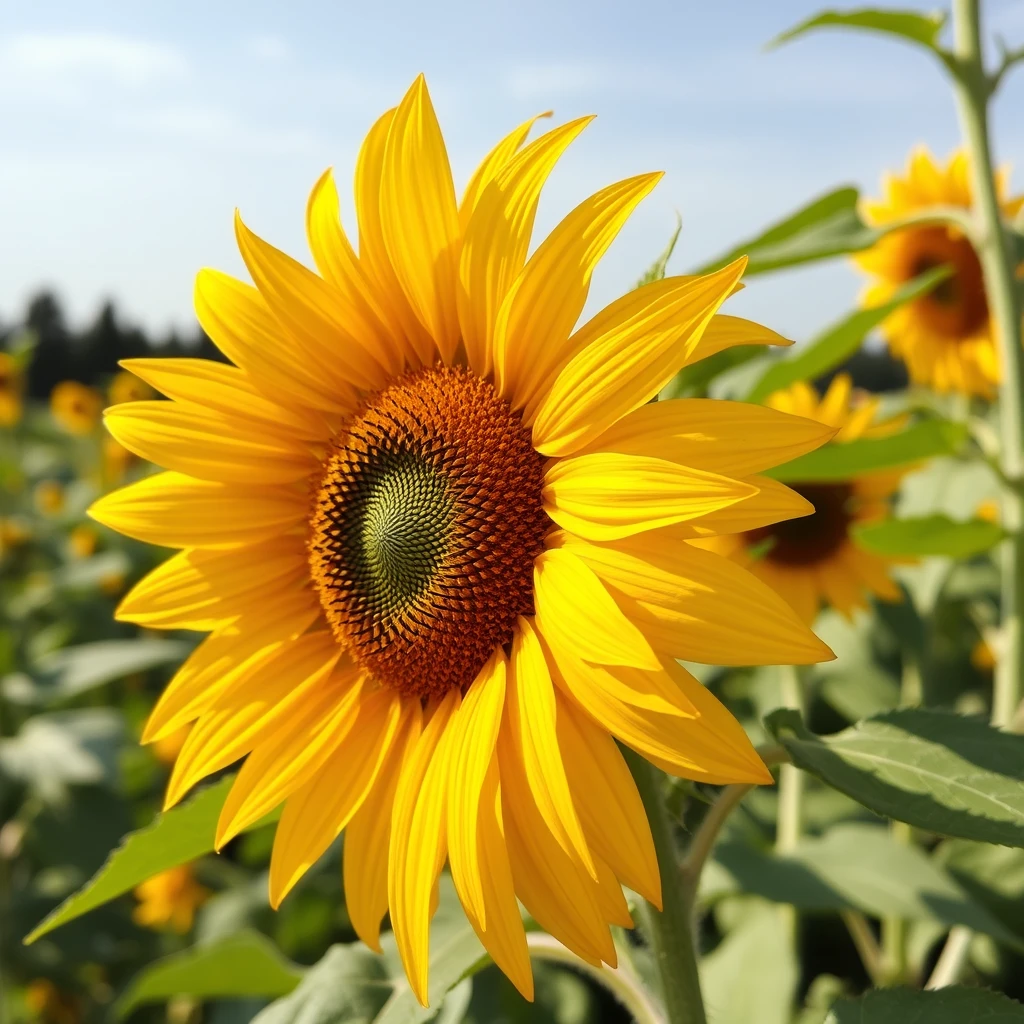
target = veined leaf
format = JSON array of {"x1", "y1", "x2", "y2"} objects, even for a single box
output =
[
  {"x1": 765, "y1": 708, "x2": 1024, "y2": 848},
  {"x1": 24, "y1": 774, "x2": 279, "y2": 944},
  {"x1": 854, "y1": 514, "x2": 1004, "y2": 558},
  {"x1": 117, "y1": 931, "x2": 303, "y2": 1019},
  {"x1": 769, "y1": 9, "x2": 948, "y2": 52},
  {"x1": 746, "y1": 265, "x2": 951, "y2": 403},
  {"x1": 767, "y1": 419, "x2": 967, "y2": 482},
  {"x1": 826, "y1": 987, "x2": 1024, "y2": 1023}
]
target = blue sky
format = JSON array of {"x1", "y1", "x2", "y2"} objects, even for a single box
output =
[{"x1": 2, "y1": 0, "x2": 1023, "y2": 344}]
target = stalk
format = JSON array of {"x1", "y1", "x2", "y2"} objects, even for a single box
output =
[
  {"x1": 626, "y1": 750, "x2": 707, "y2": 1024},
  {"x1": 775, "y1": 665, "x2": 805, "y2": 854}
]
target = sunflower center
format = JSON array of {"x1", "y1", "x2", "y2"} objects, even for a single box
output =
[
  {"x1": 308, "y1": 365, "x2": 549, "y2": 699},
  {"x1": 909, "y1": 228, "x2": 988, "y2": 338},
  {"x1": 746, "y1": 482, "x2": 853, "y2": 567}
]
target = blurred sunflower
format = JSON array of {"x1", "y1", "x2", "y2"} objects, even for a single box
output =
[
  {"x1": 24, "y1": 979, "x2": 80, "y2": 1024},
  {"x1": 50, "y1": 381, "x2": 103, "y2": 435},
  {"x1": 133, "y1": 864, "x2": 210, "y2": 933},
  {"x1": 854, "y1": 146, "x2": 1023, "y2": 398},
  {"x1": 701, "y1": 375, "x2": 905, "y2": 624},
  {"x1": 90, "y1": 76, "x2": 834, "y2": 1004},
  {"x1": 0, "y1": 352, "x2": 23, "y2": 427},
  {"x1": 108, "y1": 369, "x2": 153, "y2": 406}
]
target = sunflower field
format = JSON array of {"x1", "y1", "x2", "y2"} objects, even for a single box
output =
[{"x1": 4, "y1": 4, "x2": 1024, "y2": 1024}]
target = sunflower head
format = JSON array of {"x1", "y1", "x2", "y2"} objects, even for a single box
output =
[
  {"x1": 92, "y1": 75, "x2": 837, "y2": 1006},
  {"x1": 132, "y1": 863, "x2": 209, "y2": 933},
  {"x1": 704, "y1": 374, "x2": 906, "y2": 624},
  {"x1": 0, "y1": 352, "x2": 23, "y2": 427},
  {"x1": 50, "y1": 381, "x2": 103, "y2": 436},
  {"x1": 853, "y1": 146, "x2": 1023, "y2": 398}
]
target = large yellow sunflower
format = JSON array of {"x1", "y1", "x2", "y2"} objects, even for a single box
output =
[
  {"x1": 854, "y1": 146, "x2": 1023, "y2": 398},
  {"x1": 702, "y1": 375, "x2": 904, "y2": 625},
  {"x1": 90, "y1": 76, "x2": 835, "y2": 1005}
]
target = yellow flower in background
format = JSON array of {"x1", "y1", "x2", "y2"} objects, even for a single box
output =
[
  {"x1": 90, "y1": 76, "x2": 835, "y2": 1005},
  {"x1": 133, "y1": 864, "x2": 210, "y2": 933},
  {"x1": 68, "y1": 525, "x2": 97, "y2": 559},
  {"x1": 51, "y1": 381, "x2": 103, "y2": 435},
  {"x1": 0, "y1": 518, "x2": 31, "y2": 554},
  {"x1": 854, "y1": 147, "x2": 1023, "y2": 398},
  {"x1": 108, "y1": 370, "x2": 153, "y2": 406},
  {"x1": 102, "y1": 436, "x2": 138, "y2": 485},
  {"x1": 24, "y1": 979, "x2": 80, "y2": 1024},
  {"x1": 703, "y1": 375, "x2": 905, "y2": 624},
  {"x1": 34, "y1": 481, "x2": 65, "y2": 516},
  {"x1": 0, "y1": 352, "x2": 23, "y2": 427}
]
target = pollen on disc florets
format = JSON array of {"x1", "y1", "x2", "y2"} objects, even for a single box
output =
[
  {"x1": 746, "y1": 482, "x2": 854, "y2": 566},
  {"x1": 308, "y1": 364, "x2": 550, "y2": 699}
]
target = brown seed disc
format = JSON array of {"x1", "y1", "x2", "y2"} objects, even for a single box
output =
[
  {"x1": 746, "y1": 482, "x2": 854, "y2": 567},
  {"x1": 308, "y1": 364, "x2": 549, "y2": 699},
  {"x1": 905, "y1": 228, "x2": 988, "y2": 339}
]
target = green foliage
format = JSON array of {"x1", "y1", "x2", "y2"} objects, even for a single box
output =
[
  {"x1": 746, "y1": 265, "x2": 951, "y2": 403},
  {"x1": 854, "y1": 515, "x2": 1004, "y2": 558},
  {"x1": 769, "y1": 9, "x2": 948, "y2": 52},
  {"x1": 768, "y1": 420, "x2": 968, "y2": 482},
  {"x1": 117, "y1": 931, "x2": 304, "y2": 1019},
  {"x1": 635, "y1": 214, "x2": 682, "y2": 287},
  {"x1": 825, "y1": 987, "x2": 1024, "y2": 1023},
  {"x1": 765, "y1": 709, "x2": 1024, "y2": 848}
]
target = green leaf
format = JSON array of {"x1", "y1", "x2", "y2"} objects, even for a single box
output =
[
  {"x1": 24, "y1": 774, "x2": 279, "y2": 944},
  {"x1": 854, "y1": 514, "x2": 1005, "y2": 558},
  {"x1": 117, "y1": 931, "x2": 304, "y2": 1019},
  {"x1": 661, "y1": 345, "x2": 770, "y2": 400},
  {"x1": 746, "y1": 266, "x2": 951, "y2": 403},
  {"x1": 770, "y1": 9, "x2": 948, "y2": 51},
  {"x1": 693, "y1": 187, "x2": 877, "y2": 277},
  {"x1": 826, "y1": 987, "x2": 1024, "y2": 1023},
  {"x1": 767, "y1": 420, "x2": 967, "y2": 482},
  {"x1": 764, "y1": 708, "x2": 1024, "y2": 847},
  {"x1": 938, "y1": 839, "x2": 1024, "y2": 943},
  {"x1": 635, "y1": 213, "x2": 682, "y2": 287},
  {"x1": 700, "y1": 899, "x2": 798, "y2": 1024}
]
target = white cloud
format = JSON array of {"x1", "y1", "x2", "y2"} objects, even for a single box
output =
[{"x1": 3, "y1": 31, "x2": 189, "y2": 87}]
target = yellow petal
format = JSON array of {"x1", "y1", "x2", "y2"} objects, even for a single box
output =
[
  {"x1": 344, "y1": 705, "x2": 423, "y2": 952},
  {"x1": 305, "y1": 167, "x2": 407, "y2": 377},
  {"x1": 458, "y1": 111, "x2": 552, "y2": 228},
  {"x1": 89, "y1": 472, "x2": 305, "y2": 549},
  {"x1": 194, "y1": 269, "x2": 350, "y2": 417},
  {"x1": 117, "y1": 358, "x2": 322, "y2": 440},
  {"x1": 508, "y1": 618, "x2": 596, "y2": 877},
  {"x1": 493, "y1": 172, "x2": 663, "y2": 413},
  {"x1": 116, "y1": 540, "x2": 309, "y2": 631},
  {"x1": 683, "y1": 313, "x2": 792, "y2": 367},
  {"x1": 681, "y1": 476, "x2": 814, "y2": 538},
  {"x1": 566, "y1": 534, "x2": 834, "y2": 666},
  {"x1": 165, "y1": 632, "x2": 342, "y2": 807},
  {"x1": 533, "y1": 547, "x2": 659, "y2": 670},
  {"x1": 573, "y1": 399, "x2": 835, "y2": 478},
  {"x1": 447, "y1": 650, "x2": 532, "y2": 1001},
  {"x1": 458, "y1": 117, "x2": 593, "y2": 376},
  {"x1": 269, "y1": 688, "x2": 405, "y2": 906},
  {"x1": 354, "y1": 106, "x2": 435, "y2": 365},
  {"x1": 543, "y1": 452, "x2": 757, "y2": 540},
  {"x1": 388, "y1": 689, "x2": 460, "y2": 1007},
  {"x1": 235, "y1": 213, "x2": 391, "y2": 395},
  {"x1": 532, "y1": 260, "x2": 748, "y2": 455},
  {"x1": 104, "y1": 401, "x2": 316, "y2": 485},
  {"x1": 556, "y1": 695, "x2": 661, "y2": 907},
  {"x1": 215, "y1": 665, "x2": 368, "y2": 846},
  {"x1": 381, "y1": 75, "x2": 461, "y2": 362}
]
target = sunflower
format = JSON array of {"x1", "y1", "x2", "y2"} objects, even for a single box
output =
[
  {"x1": 132, "y1": 864, "x2": 210, "y2": 933},
  {"x1": 0, "y1": 352, "x2": 23, "y2": 427},
  {"x1": 854, "y1": 146, "x2": 1023, "y2": 398},
  {"x1": 702, "y1": 375, "x2": 904, "y2": 624},
  {"x1": 90, "y1": 76, "x2": 835, "y2": 1005},
  {"x1": 50, "y1": 381, "x2": 103, "y2": 435}
]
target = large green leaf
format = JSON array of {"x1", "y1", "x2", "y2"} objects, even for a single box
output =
[
  {"x1": 700, "y1": 899, "x2": 798, "y2": 1024},
  {"x1": 24, "y1": 774, "x2": 278, "y2": 943},
  {"x1": 765, "y1": 709, "x2": 1024, "y2": 847},
  {"x1": 770, "y1": 9, "x2": 948, "y2": 51},
  {"x1": 938, "y1": 839, "x2": 1024, "y2": 943},
  {"x1": 693, "y1": 187, "x2": 877, "y2": 277},
  {"x1": 854, "y1": 514, "x2": 1004, "y2": 558},
  {"x1": 767, "y1": 420, "x2": 967, "y2": 482},
  {"x1": 117, "y1": 931, "x2": 304, "y2": 1019},
  {"x1": 826, "y1": 987, "x2": 1024, "y2": 1023},
  {"x1": 745, "y1": 266, "x2": 950, "y2": 403}
]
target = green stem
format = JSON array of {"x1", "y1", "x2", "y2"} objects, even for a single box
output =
[
  {"x1": 527, "y1": 933, "x2": 666, "y2": 1024},
  {"x1": 775, "y1": 665, "x2": 804, "y2": 854},
  {"x1": 625, "y1": 749, "x2": 707, "y2": 1024},
  {"x1": 950, "y1": 0, "x2": 1024, "y2": 730}
]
